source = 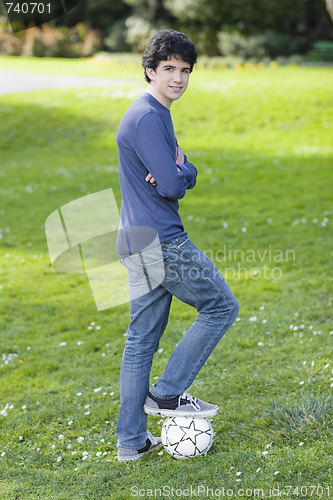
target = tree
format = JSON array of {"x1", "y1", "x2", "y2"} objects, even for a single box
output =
[{"x1": 326, "y1": 0, "x2": 333, "y2": 21}]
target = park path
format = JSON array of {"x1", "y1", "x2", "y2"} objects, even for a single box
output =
[{"x1": 0, "y1": 68, "x2": 120, "y2": 95}]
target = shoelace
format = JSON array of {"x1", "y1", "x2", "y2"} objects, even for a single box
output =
[{"x1": 179, "y1": 391, "x2": 201, "y2": 411}]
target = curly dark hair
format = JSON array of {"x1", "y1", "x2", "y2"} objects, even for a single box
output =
[{"x1": 142, "y1": 29, "x2": 198, "y2": 83}]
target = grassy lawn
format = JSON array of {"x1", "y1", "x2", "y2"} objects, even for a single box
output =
[{"x1": 0, "y1": 55, "x2": 332, "y2": 499}]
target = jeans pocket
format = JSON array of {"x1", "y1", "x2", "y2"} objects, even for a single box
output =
[
  {"x1": 122, "y1": 256, "x2": 145, "y2": 285},
  {"x1": 162, "y1": 256, "x2": 182, "y2": 289}
]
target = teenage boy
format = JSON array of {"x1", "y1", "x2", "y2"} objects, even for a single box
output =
[{"x1": 116, "y1": 29, "x2": 239, "y2": 462}]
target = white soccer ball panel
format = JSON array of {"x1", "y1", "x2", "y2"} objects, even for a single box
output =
[{"x1": 161, "y1": 417, "x2": 214, "y2": 459}]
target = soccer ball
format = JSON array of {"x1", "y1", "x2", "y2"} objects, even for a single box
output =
[{"x1": 161, "y1": 417, "x2": 214, "y2": 459}]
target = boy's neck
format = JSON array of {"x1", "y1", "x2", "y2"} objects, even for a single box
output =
[{"x1": 147, "y1": 86, "x2": 172, "y2": 110}]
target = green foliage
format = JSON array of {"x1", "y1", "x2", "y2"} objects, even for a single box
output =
[
  {"x1": 306, "y1": 40, "x2": 333, "y2": 62},
  {"x1": 1, "y1": 0, "x2": 333, "y2": 55},
  {"x1": 218, "y1": 30, "x2": 302, "y2": 59},
  {"x1": 0, "y1": 56, "x2": 332, "y2": 498}
]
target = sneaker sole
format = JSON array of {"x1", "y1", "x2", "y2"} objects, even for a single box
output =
[{"x1": 143, "y1": 404, "x2": 219, "y2": 418}]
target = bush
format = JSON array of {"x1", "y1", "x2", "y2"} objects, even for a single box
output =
[
  {"x1": 0, "y1": 21, "x2": 102, "y2": 57},
  {"x1": 0, "y1": 16, "x2": 24, "y2": 55},
  {"x1": 218, "y1": 30, "x2": 302, "y2": 60},
  {"x1": 218, "y1": 31, "x2": 266, "y2": 59},
  {"x1": 125, "y1": 16, "x2": 156, "y2": 53},
  {"x1": 262, "y1": 31, "x2": 302, "y2": 58},
  {"x1": 103, "y1": 19, "x2": 131, "y2": 53}
]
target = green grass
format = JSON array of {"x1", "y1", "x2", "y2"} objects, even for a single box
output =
[{"x1": 0, "y1": 55, "x2": 332, "y2": 499}]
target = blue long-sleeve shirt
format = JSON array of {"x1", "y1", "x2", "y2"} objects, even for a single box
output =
[{"x1": 116, "y1": 92, "x2": 197, "y2": 253}]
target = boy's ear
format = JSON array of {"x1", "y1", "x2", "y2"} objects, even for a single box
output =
[{"x1": 146, "y1": 67, "x2": 156, "y2": 81}]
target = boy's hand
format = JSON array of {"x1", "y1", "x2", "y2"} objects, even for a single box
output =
[
  {"x1": 176, "y1": 145, "x2": 185, "y2": 165},
  {"x1": 145, "y1": 145, "x2": 185, "y2": 186},
  {"x1": 145, "y1": 173, "x2": 157, "y2": 186}
]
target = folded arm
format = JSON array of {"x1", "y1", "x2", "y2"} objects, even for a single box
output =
[{"x1": 135, "y1": 113, "x2": 196, "y2": 200}]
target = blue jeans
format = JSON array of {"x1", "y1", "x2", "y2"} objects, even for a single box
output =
[{"x1": 117, "y1": 234, "x2": 239, "y2": 450}]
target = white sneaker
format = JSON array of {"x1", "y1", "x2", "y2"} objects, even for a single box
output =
[
  {"x1": 144, "y1": 391, "x2": 219, "y2": 418},
  {"x1": 116, "y1": 432, "x2": 162, "y2": 462}
]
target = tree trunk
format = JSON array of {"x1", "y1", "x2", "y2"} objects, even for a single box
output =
[{"x1": 326, "y1": 0, "x2": 333, "y2": 22}]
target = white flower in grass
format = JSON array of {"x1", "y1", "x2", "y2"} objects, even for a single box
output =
[
  {"x1": 300, "y1": 381, "x2": 304, "y2": 385},
  {"x1": 262, "y1": 451, "x2": 268, "y2": 455},
  {"x1": 59, "y1": 342, "x2": 66, "y2": 347},
  {"x1": 1, "y1": 452, "x2": 5, "y2": 457},
  {"x1": 67, "y1": 444, "x2": 72, "y2": 450},
  {"x1": 85, "y1": 411, "x2": 90, "y2": 415},
  {"x1": 274, "y1": 471, "x2": 280, "y2": 475},
  {"x1": 96, "y1": 326, "x2": 101, "y2": 330},
  {"x1": 94, "y1": 387, "x2": 102, "y2": 393},
  {"x1": 256, "y1": 467, "x2": 261, "y2": 472},
  {"x1": 110, "y1": 392, "x2": 114, "y2": 396},
  {"x1": 236, "y1": 471, "x2": 242, "y2": 476},
  {"x1": 74, "y1": 467, "x2": 79, "y2": 471},
  {"x1": 56, "y1": 456, "x2": 62, "y2": 462},
  {"x1": 96, "y1": 452, "x2": 102, "y2": 457},
  {"x1": 68, "y1": 420, "x2": 73, "y2": 426},
  {"x1": 324, "y1": 364, "x2": 329, "y2": 369},
  {"x1": 19, "y1": 436, "x2": 23, "y2": 441},
  {"x1": 51, "y1": 444, "x2": 55, "y2": 449},
  {"x1": 21, "y1": 405, "x2": 26, "y2": 410},
  {"x1": 100, "y1": 439, "x2": 105, "y2": 443},
  {"x1": 82, "y1": 451, "x2": 89, "y2": 456},
  {"x1": 90, "y1": 322, "x2": 95, "y2": 326},
  {"x1": 158, "y1": 450, "x2": 163, "y2": 456},
  {"x1": 77, "y1": 437, "x2": 84, "y2": 443},
  {"x1": 85, "y1": 405, "x2": 90, "y2": 409},
  {"x1": 258, "y1": 342, "x2": 264, "y2": 346},
  {"x1": 58, "y1": 435, "x2": 64, "y2": 440},
  {"x1": 249, "y1": 316, "x2": 257, "y2": 322},
  {"x1": 76, "y1": 393, "x2": 82, "y2": 397},
  {"x1": 72, "y1": 451, "x2": 78, "y2": 455},
  {"x1": 299, "y1": 442, "x2": 304, "y2": 446}
]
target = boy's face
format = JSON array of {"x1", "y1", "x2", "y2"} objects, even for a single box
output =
[{"x1": 146, "y1": 56, "x2": 191, "y2": 109}]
